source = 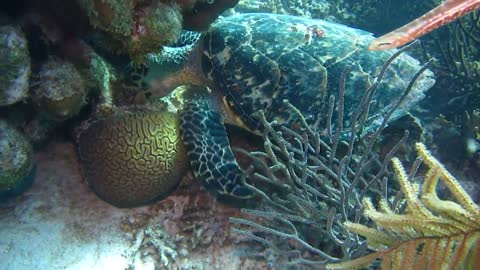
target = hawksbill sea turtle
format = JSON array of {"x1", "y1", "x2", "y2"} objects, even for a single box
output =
[{"x1": 132, "y1": 13, "x2": 436, "y2": 206}]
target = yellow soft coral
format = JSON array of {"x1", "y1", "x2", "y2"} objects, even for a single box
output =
[{"x1": 327, "y1": 143, "x2": 480, "y2": 270}]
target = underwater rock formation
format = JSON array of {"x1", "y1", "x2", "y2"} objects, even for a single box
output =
[
  {"x1": 32, "y1": 58, "x2": 87, "y2": 121},
  {"x1": 127, "y1": 2, "x2": 183, "y2": 62},
  {"x1": 0, "y1": 119, "x2": 35, "y2": 197},
  {"x1": 77, "y1": 104, "x2": 188, "y2": 208},
  {"x1": 78, "y1": 0, "x2": 182, "y2": 62},
  {"x1": 0, "y1": 25, "x2": 30, "y2": 106},
  {"x1": 77, "y1": 0, "x2": 236, "y2": 62},
  {"x1": 77, "y1": 0, "x2": 135, "y2": 38}
]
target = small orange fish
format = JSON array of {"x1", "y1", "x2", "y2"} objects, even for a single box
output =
[{"x1": 368, "y1": 0, "x2": 480, "y2": 51}]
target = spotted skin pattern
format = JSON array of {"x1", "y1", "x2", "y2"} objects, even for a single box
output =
[
  {"x1": 78, "y1": 108, "x2": 187, "y2": 208},
  {"x1": 203, "y1": 13, "x2": 435, "y2": 131},
  {"x1": 126, "y1": 31, "x2": 202, "y2": 90},
  {"x1": 177, "y1": 14, "x2": 435, "y2": 204},
  {"x1": 180, "y1": 92, "x2": 253, "y2": 203}
]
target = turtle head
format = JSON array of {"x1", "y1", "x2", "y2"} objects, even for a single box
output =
[{"x1": 144, "y1": 31, "x2": 212, "y2": 100}]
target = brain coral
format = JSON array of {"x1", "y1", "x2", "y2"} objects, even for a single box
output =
[{"x1": 78, "y1": 106, "x2": 188, "y2": 208}]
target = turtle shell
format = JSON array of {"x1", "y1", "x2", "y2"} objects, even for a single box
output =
[{"x1": 203, "y1": 13, "x2": 435, "y2": 130}]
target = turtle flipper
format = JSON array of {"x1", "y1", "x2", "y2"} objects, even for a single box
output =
[{"x1": 180, "y1": 91, "x2": 254, "y2": 204}]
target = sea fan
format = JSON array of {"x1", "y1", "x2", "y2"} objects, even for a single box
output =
[
  {"x1": 229, "y1": 45, "x2": 433, "y2": 267},
  {"x1": 327, "y1": 143, "x2": 480, "y2": 270}
]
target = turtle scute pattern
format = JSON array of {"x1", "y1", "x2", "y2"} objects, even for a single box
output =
[
  {"x1": 78, "y1": 107, "x2": 187, "y2": 208},
  {"x1": 180, "y1": 87, "x2": 254, "y2": 205},
  {"x1": 204, "y1": 13, "x2": 435, "y2": 130}
]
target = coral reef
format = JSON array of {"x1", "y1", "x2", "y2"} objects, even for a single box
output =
[
  {"x1": 80, "y1": 45, "x2": 118, "y2": 115},
  {"x1": 78, "y1": 0, "x2": 183, "y2": 62},
  {"x1": 127, "y1": 2, "x2": 182, "y2": 62},
  {"x1": 77, "y1": 0, "x2": 134, "y2": 38},
  {"x1": 0, "y1": 142, "x2": 265, "y2": 269},
  {"x1": 22, "y1": 116, "x2": 55, "y2": 147},
  {"x1": 150, "y1": 13, "x2": 435, "y2": 209},
  {"x1": 418, "y1": 10, "x2": 480, "y2": 117},
  {"x1": 122, "y1": 178, "x2": 264, "y2": 269},
  {"x1": 0, "y1": 119, "x2": 35, "y2": 197},
  {"x1": 31, "y1": 58, "x2": 87, "y2": 121},
  {"x1": 327, "y1": 143, "x2": 480, "y2": 269},
  {"x1": 418, "y1": 9, "x2": 480, "y2": 91},
  {"x1": 77, "y1": 103, "x2": 188, "y2": 208},
  {"x1": 384, "y1": 10, "x2": 480, "y2": 202},
  {"x1": 465, "y1": 109, "x2": 480, "y2": 158},
  {"x1": 0, "y1": 25, "x2": 30, "y2": 106},
  {"x1": 0, "y1": 1, "x2": 478, "y2": 269},
  {"x1": 389, "y1": 10, "x2": 480, "y2": 201},
  {"x1": 415, "y1": 109, "x2": 480, "y2": 203},
  {"x1": 133, "y1": 223, "x2": 179, "y2": 268},
  {"x1": 229, "y1": 48, "x2": 432, "y2": 267},
  {"x1": 78, "y1": 0, "x2": 236, "y2": 62},
  {"x1": 0, "y1": 5, "x2": 123, "y2": 147},
  {"x1": 412, "y1": 12, "x2": 480, "y2": 187}
]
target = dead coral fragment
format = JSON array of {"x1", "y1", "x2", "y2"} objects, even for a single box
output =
[{"x1": 327, "y1": 143, "x2": 480, "y2": 270}]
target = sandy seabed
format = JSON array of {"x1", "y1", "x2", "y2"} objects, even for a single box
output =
[{"x1": 0, "y1": 143, "x2": 266, "y2": 270}]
